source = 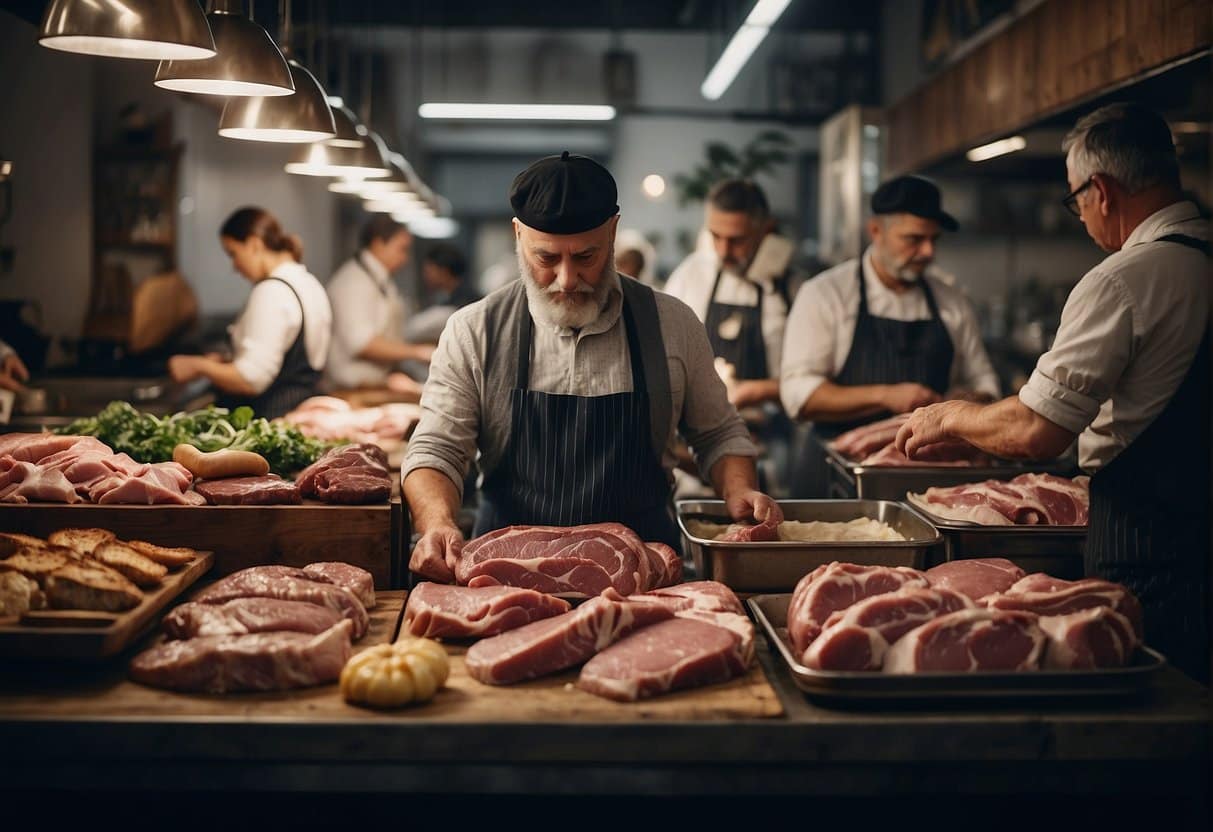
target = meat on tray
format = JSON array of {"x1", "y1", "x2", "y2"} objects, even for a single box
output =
[
  {"x1": 642, "y1": 542, "x2": 683, "y2": 589},
  {"x1": 163, "y1": 597, "x2": 344, "y2": 639},
  {"x1": 830, "y1": 416, "x2": 991, "y2": 467},
  {"x1": 130, "y1": 620, "x2": 353, "y2": 693},
  {"x1": 295, "y1": 443, "x2": 392, "y2": 504},
  {"x1": 787, "y1": 562, "x2": 929, "y2": 654},
  {"x1": 194, "y1": 475, "x2": 302, "y2": 506},
  {"x1": 984, "y1": 574, "x2": 1143, "y2": 637},
  {"x1": 302, "y1": 562, "x2": 376, "y2": 609},
  {"x1": 193, "y1": 565, "x2": 369, "y2": 639},
  {"x1": 908, "y1": 474, "x2": 1090, "y2": 526},
  {"x1": 924, "y1": 558, "x2": 1027, "y2": 601},
  {"x1": 882, "y1": 608, "x2": 1047, "y2": 673},
  {"x1": 1039, "y1": 607, "x2": 1141, "y2": 670},
  {"x1": 283, "y1": 396, "x2": 420, "y2": 444},
  {"x1": 402, "y1": 583, "x2": 571, "y2": 639}
]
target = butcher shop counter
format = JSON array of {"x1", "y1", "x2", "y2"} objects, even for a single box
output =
[{"x1": 0, "y1": 591, "x2": 1207, "y2": 821}]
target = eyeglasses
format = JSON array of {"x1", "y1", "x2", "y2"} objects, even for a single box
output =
[{"x1": 1061, "y1": 177, "x2": 1094, "y2": 218}]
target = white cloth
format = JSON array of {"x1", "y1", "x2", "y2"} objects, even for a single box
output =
[
  {"x1": 780, "y1": 248, "x2": 1001, "y2": 418},
  {"x1": 325, "y1": 250, "x2": 409, "y2": 389},
  {"x1": 228, "y1": 261, "x2": 332, "y2": 396},
  {"x1": 1019, "y1": 201, "x2": 1210, "y2": 472}
]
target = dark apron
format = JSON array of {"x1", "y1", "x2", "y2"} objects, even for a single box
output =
[
  {"x1": 797, "y1": 261, "x2": 955, "y2": 497},
  {"x1": 217, "y1": 277, "x2": 321, "y2": 420},
  {"x1": 474, "y1": 290, "x2": 680, "y2": 549},
  {"x1": 1086, "y1": 232, "x2": 1211, "y2": 683}
]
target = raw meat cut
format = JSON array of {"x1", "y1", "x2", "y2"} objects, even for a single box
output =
[
  {"x1": 0, "y1": 433, "x2": 111, "y2": 463},
  {"x1": 1039, "y1": 607, "x2": 1140, "y2": 669},
  {"x1": 642, "y1": 543, "x2": 683, "y2": 589},
  {"x1": 129, "y1": 620, "x2": 353, "y2": 692},
  {"x1": 402, "y1": 583, "x2": 571, "y2": 639},
  {"x1": 831, "y1": 415, "x2": 910, "y2": 460},
  {"x1": 193, "y1": 566, "x2": 369, "y2": 638},
  {"x1": 302, "y1": 562, "x2": 376, "y2": 608},
  {"x1": 295, "y1": 443, "x2": 392, "y2": 504},
  {"x1": 464, "y1": 590, "x2": 673, "y2": 684},
  {"x1": 194, "y1": 475, "x2": 302, "y2": 505},
  {"x1": 883, "y1": 609, "x2": 1046, "y2": 673},
  {"x1": 804, "y1": 586, "x2": 973, "y2": 670},
  {"x1": 925, "y1": 558, "x2": 1026, "y2": 601},
  {"x1": 908, "y1": 474, "x2": 1090, "y2": 526},
  {"x1": 577, "y1": 617, "x2": 751, "y2": 702},
  {"x1": 0, "y1": 458, "x2": 82, "y2": 504},
  {"x1": 162, "y1": 597, "x2": 343, "y2": 639},
  {"x1": 985, "y1": 574, "x2": 1143, "y2": 637},
  {"x1": 719, "y1": 519, "x2": 780, "y2": 542},
  {"x1": 787, "y1": 562, "x2": 929, "y2": 654},
  {"x1": 859, "y1": 441, "x2": 991, "y2": 467},
  {"x1": 457, "y1": 522, "x2": 652, "y2": 597},
  {"x1": 630, "y1": 580, "x2": 745, "y2": 615},
  {"x1": 284, "y1": 397, "x2": 421, "y2": 444}
]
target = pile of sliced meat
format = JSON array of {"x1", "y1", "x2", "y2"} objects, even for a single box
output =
[
  {"x1": 908, "y1": 473, "x2": 1091, "y2": 526},
  {"x1": 130, "y1": 562, "x2": 375, "y2": 693},
  {"x1": 830, "y1": 415, "x2": 992, "y2": 467},
  {"x1": 283, "y1": 396, "x2": 421, "y2": 444},
  {"x1": 295, "y1": 443, "x2": 392, "y2": 504},
  {"x1": 0, "y1": 433, "x2": 203, "y2": 505},
  {"x1": 787, "y1": 559, "x2": 1142, "y2": 673}
]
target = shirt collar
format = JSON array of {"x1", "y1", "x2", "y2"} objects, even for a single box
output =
[
  {"x1": 540, "y1": 270, "x2": 624, "y2": 338},
  {"x1": 270, "y1": 260, "x2": 308, "y2": 280},
  {"x1": 358, "y1": 249, "x2": 391, "y2": 288},
  {"x1": 1122, "y1": 200, "x2": 1203, "y2": 249}
]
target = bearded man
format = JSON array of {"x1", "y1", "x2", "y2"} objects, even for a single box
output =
[{"x1": 402, "y1": 152, "x2": 781, "y2": 582}]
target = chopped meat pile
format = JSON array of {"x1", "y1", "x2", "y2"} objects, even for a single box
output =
[
  {"x1": 283, "y1": 396, "x2": 421, "y2": 444},
  {"x1": 908, "y1": 474, "x2": 1090, "y2": 526},
  {"x1": 295, "y1": 443, "x2": 392, "y2": 504}
]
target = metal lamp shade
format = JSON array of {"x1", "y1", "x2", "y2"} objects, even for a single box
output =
[
  {"x1": 39, "y1": 0, "x2": 216, "y2": 61},
  {"x1": 285, "y1": 129, "x2": 391, "y2": 178},
  {"x1": 326, "y1": 105, "x2": 365, "y2": 149},
  {"x1": 154, "y1": 12, "x2": 293, "y2": 96},
  {"x1": 218, "y1": 60, "x2": 335, "y2": 143}
]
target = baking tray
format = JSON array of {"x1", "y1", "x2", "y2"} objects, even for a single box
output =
[
  {"x1": 906, "y1": 498, "x2": 1087, "y2": 569},
  {"x1": 676, "y1": 499, "x2": 942, "y2": 592},
  {"x1": 748, "y1": 593, "x2": 1166, "y2": 703}
]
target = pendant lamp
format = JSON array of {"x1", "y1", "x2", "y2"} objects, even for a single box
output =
[
  {"x1": 285, "y1": 129, "x2": 390, "y2": 178},
  {"x1": 154, "y1": 2, "x2": 293, "y2": 96},
  {"x1": 326, "y1": 103, "x2": 366, "y2": 149},
  {"x1": 39, "y1": 0, "x2": 216, "y2": 61}
]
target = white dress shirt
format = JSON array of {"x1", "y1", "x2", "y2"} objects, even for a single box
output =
[
  {"x1": 780, "y1": 247, "x2": 1001, "y2": 418},
  {"x1": 325, "y1": 250, "x2": 409, "y2": 389},
  {"x1": 1019, "y1": 201, "x2": 1209, "y2": 472},
  {"x1": 229, "y1": 261, "x2": 332, "y2": 395}
]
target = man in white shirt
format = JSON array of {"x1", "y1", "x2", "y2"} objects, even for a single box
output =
[
  {"x1": 780, "y1": 175, "x2": 999, "y2": 494},
  {"x1": 325, "y1": 216, "x2": 435, "y2": 391},
  {"x1": 896, "y1": 104, "x2": 1210, "y2": 682}
]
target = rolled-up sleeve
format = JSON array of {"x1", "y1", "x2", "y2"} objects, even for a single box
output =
[
  {"x1": 676, "y1": 310, "x2": 756, "y2": 475},
  {"x1": 400, "y1": 311, "x2": 483, "y2": 496},
  {"x1": 779, "y1": 278, "x2": 836, "y2": 418},
  {"x1": 1018, "y1": 270, "x2": 1133, "y2": 434}
]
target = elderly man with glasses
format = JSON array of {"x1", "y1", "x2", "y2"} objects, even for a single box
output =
[{"x1": 895, "y1": 103, "x2": 1210, "y2": 682}]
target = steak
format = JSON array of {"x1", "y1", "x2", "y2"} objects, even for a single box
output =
[
  {"x1": 803, "y1": 586, "x2": 973, "y2": 671},
  {"x1": 464, "y1": 590, "x2": 673, "y2": 685},
  {"x1": 1039, "y1": 607, "x2": 1140, "y2": 669},
  {"x1": 643, "y1": 543, "x2": 683, "y2": 589},
  {"x1": 302, "y1": 562, "x2": 376, "y2": 609},
  {"x1": 193, "y1": 566, "x2": 369, "y2": 638},
  {"x1": 909, "y1": 474, "x2": 1090, "y2": 526},
  {"x1": 630, "y1": 580, "x2": 745, "y2": 615},
  {"x1": 577, "y1": 617, "x2": 751, "y2": 702},
  {"x1": 985, "y1": 574, "x2": 1143, "y2": 637},
  {"x1": 295, "y1": 443, "x2": 392, "y2": 504},
  {"x1": 402, "y1": 583, "x2": 571, "y2": 639},
  {"x1": 194, "y1": 475, "x2": 302, "y2": 506},
  {"x1": 882, "y1": 608, "x2": 1046, "y2": 673},
  {"x1": 925, "y1": 558, "x2": 1027, "y2": 601},
  {"x1": 787, "y1": 562, "x2": 929, "y2": 654},
  {"x1": 162, "y1": 597, "x2": 343, "y2": 639},
  {"x1": 719, "y1": 519, "x2": 780, "y2": 542},
  {"x1": 129, "y1": 620, "x2": 353, "y2": 692}
]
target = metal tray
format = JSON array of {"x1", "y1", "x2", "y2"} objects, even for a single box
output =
[
  {"x1": 676, "y1": 499, "x2": 942, "y2": 592},
  {"x1": 748, "y1": 593, "x2": 1166, "y2": 703},
  {"x1": 906, "y1": 498, "x2": 1087, "y2": 571}
]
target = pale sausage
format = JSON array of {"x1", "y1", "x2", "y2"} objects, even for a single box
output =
[{"x1": 172, "y1": 444, "x2": 270, "y2": 479}]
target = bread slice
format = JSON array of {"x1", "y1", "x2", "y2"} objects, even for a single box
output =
[
  {"x1": 48, "y1": 528, "x2": 116, "y2": 557},
  {"x1": 124, "y1": 540, "x2": 197, "y2": 568},
  {"x1": 0, "y1": 571, "x2": 45, "y2": 617},
  {"x1": 0, "y1": 532, "x2": 50, "y2": 558},
  {"x1": 44, "y1": 562, "x2": 142, "y2": 612},
  {"x1": 90, "y1": 541, "x2": 167, "y2": 588},
  {"x1": 0, "y1": 548, "x2": 74, "y2": 582}
]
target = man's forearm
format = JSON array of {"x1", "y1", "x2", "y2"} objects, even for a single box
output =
[
  {"x1": 708, "y1": 454, "x2": 759, "y2": 501},
  {"x1": 358, "y1": 335, "x2": 433, "y2": 365},
  {"x1": 798, "y1": 380, "x2": 887, "y2": 423},
  {"x1": 943, "y1": 397, "x2": 1075, "y2": 460},
  {"x1": 403, "y1": 468, "x2": 462, "y2": 533},
  {"x1": 733, "y1": 378, "x2": 781, "y2": 408}
]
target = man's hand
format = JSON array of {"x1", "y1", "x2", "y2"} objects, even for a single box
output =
[
  {"x1": 409, "y1": 525, "x2": 464, "y2": 582},
  {"x1": 895, "y1": 400, "x2": 972, "y2": 459},
  {"x1": 168, "y1": 355, "x2": 203, "y2": 383},
  {"x1": 0, "y1": 353, "x2": 29, "y2": 392},
  {"x1": 883, "y1": 383, "x2": 942, "y2": 414},
  {"x1": 725, "y1": 488, "x2": 784, "y2": 526}
]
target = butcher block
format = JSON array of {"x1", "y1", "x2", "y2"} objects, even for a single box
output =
[{"x1": 0, "y1": 498, "x2": 402, "y2": 589}]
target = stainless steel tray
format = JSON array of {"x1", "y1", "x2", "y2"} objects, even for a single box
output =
[
  {"x1": 908, "y1": 499, "x2": 1087, "y2": 568},
  {"x1": 749, "y1": 593, "x2": 1165, "y2": 703},
  {"x1": 676, "y1": 499, "x2": 942, "y2": 592}
]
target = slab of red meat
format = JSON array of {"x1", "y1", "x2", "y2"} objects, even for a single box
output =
[
  {"x1": 195, "y1": 475, "x2": 302, "y2": 506},
  {"x1": 831, "y1": 415, "x2": 910, "y2": 460},
  {"x1": 925, "y1": 558, "x2": 1027, "y2": 601},
  {"x1": 193, "y1": 566, "x2": 369, "y2": 638},
  {"x1": 860, "y1": 441, "x2": 990, "y2": 467},
  {"x1": 630, "y1": 580, "x2": 745, "y2": 615},
  {"x1": 913, "y1": 474, "x2": 1090, "y2": 526},
  {"x1": 130, "y1": 620, "x2": 353, "y2": 692},
  {"x1": 162, "y1": 597, "x2": 344, "y2": 639},
  {"x1": 295, "y1": 443, "x2": 391, "y2": 504},
  {"x1": 787, "y1": 562, "x2": 929, "y2": 654},
  {"x1": 642, "y1": 542, "x2": 682, "y2": 589},
  {"x1": 1008, "y1": 473, "x2": 1089, "y2": 525},
  {"x1": 464, "y1": 590, "x2": 673, "y2": 684},
  {"x1": 577, "y1": 617, "x2": 752, "y2": 702},
  {"x1": 302, "y1": 562, "x2": 376, "y2": 609},
  {"x1": 457, "y1": 522, "x2": 652, "y2": 597},
  {"x1": 883, "y1": 609, "x2": 1046, "y2": 673},
  {"x1": 985, "y1": 574, "x2": 1143, "y2": 638},
  {"x1": 719, "y1": 518, "x2": 780, "y2": 542},
  {"x1": 402, "y1": 583, "x2": 571, "y2": 639},
  {"x1": 0, "y1": 457, "x2": 83, "y2": 504},
  {"x1": 803, "y1": 586, "x2": 973, "y2": 670},
  {"x1": 1039, "y1": 607, "x2": 1140, "y2": 669}
]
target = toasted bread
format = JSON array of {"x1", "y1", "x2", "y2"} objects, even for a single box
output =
[
  {"x1": 0, "y1": 532, "x2": 49, "y2": 558},
  {"x1": 0, "y1": 571, "x2": 45, "y2": 617},
  {"x1": 44, "y1": 562, "x2": 142, "y2": 612},
  {"x1": 48, "y1": 528, "x2": 116, "y2": 556},
  {"x1": 124, "y1": 540, "x2": 197, "y2": 568},
  {"x1": 90, "y1": 541, "x2": 168, "y2": 588},
  {"x1": 0, "y1": 548, "x2": 73, "y2": 583}
]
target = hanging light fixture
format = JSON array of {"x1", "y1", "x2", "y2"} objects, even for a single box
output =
[
  {"x1": 39, "y1": 0, "x2": 216, "y2": 61},
  {"x1": 283, "y1": 136, "x2": 390, "y2": 178},
  {"x1": 326, "y1": 103, "x2": 366, "y2": 149},
  {"x1": 217, "y1": 0, "x2": 335, "y2": 143},
  {"x1": 154, "y1": 1, "x2": 293, "y2": 97}
]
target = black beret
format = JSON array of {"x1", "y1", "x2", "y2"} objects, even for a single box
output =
[
  {"x1": 509, "y1": 151, "x2": 619, "y2": 234},
  {"x1": 870, "y1": 175, "x2": 958, "y2": 231}
]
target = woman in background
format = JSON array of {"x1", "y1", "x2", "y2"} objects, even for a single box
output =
[{"x1": 169, "y1": 207, "x2": 332, "y2": 419}]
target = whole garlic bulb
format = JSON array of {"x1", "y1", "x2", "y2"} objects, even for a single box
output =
[{"x1": 340, "y1": 637, "x2": 450, "y2": 708}]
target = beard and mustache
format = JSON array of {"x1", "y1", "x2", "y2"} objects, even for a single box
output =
[
  {"x1": 874, "y1": 245, "x2": 931, "y2": 284},
  {"x1": 517, "y1": 246, "x2": 616, "y2": 330}
]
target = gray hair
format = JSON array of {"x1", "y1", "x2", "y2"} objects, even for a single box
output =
[
  {"x1": 706, "y1": 178, "x2": 770, "y2": 225},
  {"x1": 1063, "y1": 103, "x2": 1180, "y2": 194}
]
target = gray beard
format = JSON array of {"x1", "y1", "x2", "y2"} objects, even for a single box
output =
[
  {"x1": 875, "y1": 247, "x2": 925, "y2": 284},
  {"x1": 517, "y1": 248, "x2": 615, "y2": 330}
]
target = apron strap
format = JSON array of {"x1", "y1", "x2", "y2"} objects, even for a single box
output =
[
  {"x1": 620, "y1": 276, "x2": 673, "y2": 463},
  {"x1": 516, "y1": 295, "x2": 534, "y2": 389},
  {"x1": 855, "y1": 259, "x2": 870, "y2": 315},
  {"x1": 1156, "y1": 233, "x2": 1211, "y2": 256},
  {"x1": 355, "y1": 254, "x2": 391, "y2": 298}
]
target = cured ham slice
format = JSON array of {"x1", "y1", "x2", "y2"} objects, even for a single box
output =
[
  {"x1": 925, "y1": 558, "x2": 1027, "y2": 601},
  {"x1": 883, "y1": 609, "x2": 1046, "y2": 673},
  {"x1": 908, "y1": 474, "x2": 1090, "y2": 526},
  {"x1": 0, "y1": 458, "x2": 82, "y2": 504},
  {"x1": 193, "y1": 566, "x2": 369, "y2": 639},
  {"x1": 0, "y1": 433, "x2": 111, "y2": 463},
  {"x1": 402, "y1": 583, "x2": 571, "y2": 639},
  {"x1": 1039, "y1": 607, "x2": 1140, "y2": 669},
  {"x1": 985, "y1": 574, "x2": 1143, "y2": 638},
  {"x1": 787, "y1": 562, "x2": 929, "y2": 654}
]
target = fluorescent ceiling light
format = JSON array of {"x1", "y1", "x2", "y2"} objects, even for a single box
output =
[
  {"x1": 418, "y1": 103, "x2": 616, "y2": 121},
  {"x1": 406, "y1": 217, "x2": 459, "y2": 239},
  {"x1": 700, "y1": 0, "x2": 792, "y2": 101},
  {"x1": 966, "y1": 135, "x2": 1027, "y2": 162}
]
